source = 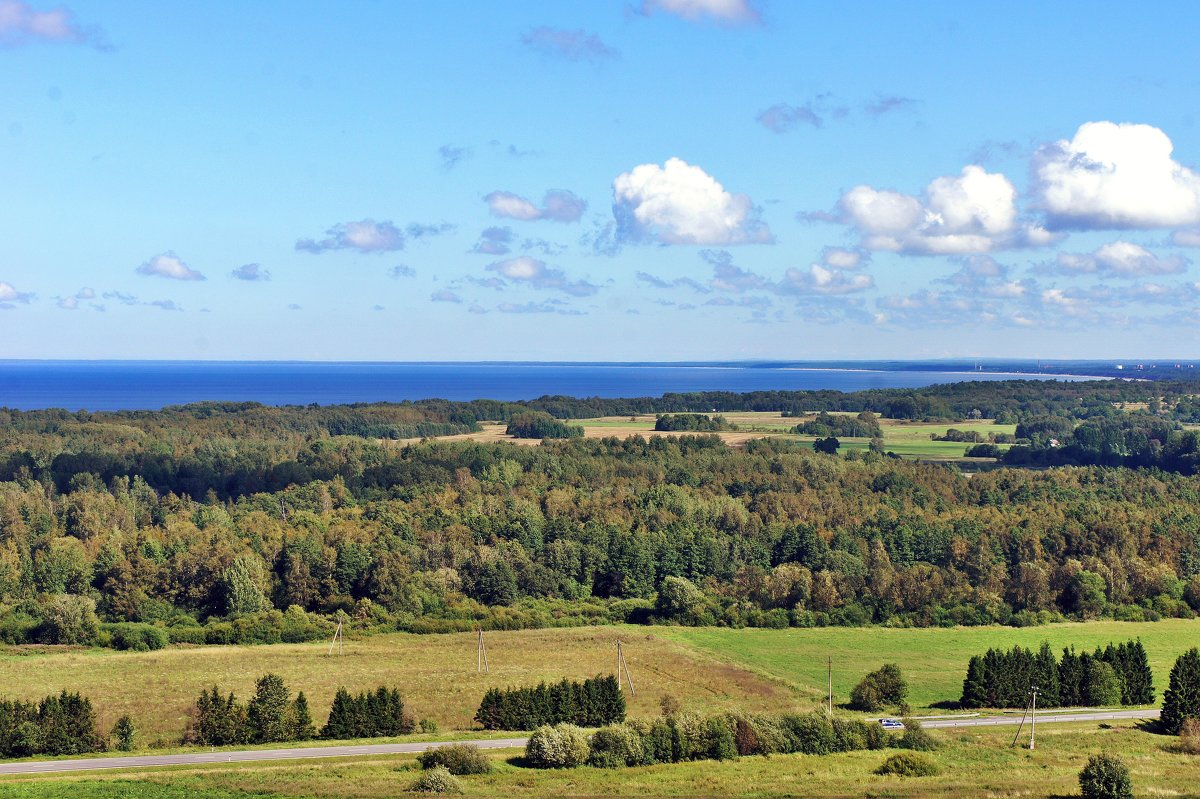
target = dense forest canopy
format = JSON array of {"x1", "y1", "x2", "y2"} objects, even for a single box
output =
[{"x1": 2, "y1": 380, "x2": 1200, "y2": 643}]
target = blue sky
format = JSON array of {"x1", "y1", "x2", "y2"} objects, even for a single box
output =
[{"x1": 3, "y1": 0, "x2": 1200, "y2": 360}]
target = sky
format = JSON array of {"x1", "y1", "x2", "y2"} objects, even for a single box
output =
[{"x1": 3, "y1": 0, "x2": 1200, "y2": 361}]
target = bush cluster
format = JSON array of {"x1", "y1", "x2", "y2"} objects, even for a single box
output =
[
  {"x1": 321, "y1": 686, "x2": 414, "y2": 740},
  {"x1": 187, "y1": 674, "x2": 315, "y2": 745},
  {"x1": 875, "y1": 751, "x2": 940, "y2": 777},
  {"x1": 960, "y1": 640, "x2": 1153, "y2": 708},
  {"x1": 849, "y1": 664, "x2": 908, "y2": 712},
  {"x1": 793, "y1": 411, "x2": 881, "y2": 438},
  {"x1": 475, "y1": 676, "x2": 625, "y2": 731},
  {"x1": 407, "y1": 765, "x2": 463, "y2": 794},
  {"x1": 1079, "y1": 753, "x2": 1133, "y2": 799},
  {"x1": 523, "y1": 711, "x2": 911, "y2": 770},
  {"x1": 416, "y1": 744, "x2": 493, "y2": 775},
  {"x1": 505, "y1": 412, "x2": 583, "y2": 439},
  {"x1": 653, "y1": 414, "x2": 731, "y2": 432},
  {"x1": 0, "y1": 691, "x2": 106, "y2": 757}
]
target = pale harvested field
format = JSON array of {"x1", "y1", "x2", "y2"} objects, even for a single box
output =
[{"x1": 0, "y1": 627, "x2": 789, "y2": 743}]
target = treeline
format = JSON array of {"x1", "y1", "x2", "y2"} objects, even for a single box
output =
[
  {"x1": 793, "y1": 411, "x2": 881, "y2": 438},
  {"x1": 960, "y1": 640, "x2": 1154, "y2": 708},
  {"x1": 475, "y1": 676, "x2": 624, "y2": 730},
  {"x1": 653, "y1": 414, "x2": 731, "y2": 432},
  {"x1": 0, "y1": 691, "x2": 106, "y2": 757},
  {"x1": 505, "y1": 412, "x2": 583, "y2": 440},
  {"x1": 188, "y1": 674, "x2": 416, "y2": 746}
]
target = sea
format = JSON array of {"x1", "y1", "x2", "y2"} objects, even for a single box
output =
[{"x1": 0, "y1": 361, "x2": 1103, "y2": 412}]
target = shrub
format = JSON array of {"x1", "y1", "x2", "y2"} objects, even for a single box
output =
[
  {"x1": 525, "y1": 723, "x2": 590, "y2": 769},
  {"x1": 831, "y1": 716, "x2": 873, "y2": 752},
  {"x1": 588, "y1": 725, "x2": 644, "y2": 768},
  {"x1": 875, "y1": 751, "x2": 941, "y2": 777},
  {"x1": 705, "y1": 716, "x2": 737, "y2": 761},
  {"x1": 407, "y1": 765, "x2": 463, "y2": 794},
  {"x1": 419, "y1": 718, "x2": 439, "y2": 734},
  {"x1": 417, "y1": 744, "x2": 492, "y2": 775},
  {"x1": 898, "y1": 718, "x2": 939, "y2": 752},
  {"x1": 634, "y1": 718, "x2": 675, "y2": 764},
  {"x1": 111, "y1": 715, "x2": 135, "y2": 751},
  {"x1": 781, "y1": 712, "x2": 835, "y2": 755},
  {"x1": 850, "y1": 664, "x2": 908, "y2": 712},
  {"x1": 1078, "y1": 753, "x2": 1133, "y2": 799},
  {"x1": 1170, "y1": 718, "x2": 1200, "y2": 755}
]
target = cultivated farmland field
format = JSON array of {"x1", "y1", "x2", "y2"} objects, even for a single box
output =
[{"x1": 404, "y1": 413, "x2": 1018, "y2": 462}]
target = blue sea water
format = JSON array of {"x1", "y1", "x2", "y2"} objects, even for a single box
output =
[{"x1": 0, "y1": 361, "x2": 1099, "y2": 412}]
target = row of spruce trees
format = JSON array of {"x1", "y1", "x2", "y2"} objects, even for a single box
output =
[
  {"x1": 960, "y1": 640, "x2": 1154, "y2": 709},
  {"x1": 475, "y1": 676, "x2": 625, "y2": 731},
  {"x1": 0, "y1": 691, "x2": 106, "y2": 757},
  {"x1": 321, "y1": 687, "x2": 414, "y2": 739}
]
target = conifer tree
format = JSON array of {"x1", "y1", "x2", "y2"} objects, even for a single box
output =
[
  {"x1": 1162, "y1": 648, "x2": 1200, "y2": 735},
  {"x1": 291, "y1": 692, "x2": 315, "y2": 741},
  {"x1": 961, "y1": 655, "x2": 988, "y2": 708}
]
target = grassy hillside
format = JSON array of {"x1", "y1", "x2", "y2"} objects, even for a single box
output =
[
  {"x1": 0, "y1": 627, "x2": 787, "y2": 744},
  {"x1": 662, "y1": 619, "x2": 1200, "y2": 710}
]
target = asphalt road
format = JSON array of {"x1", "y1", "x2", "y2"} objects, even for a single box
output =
[{"x1": 0, "y1": 709, "x2": 1161, "y2": 776}]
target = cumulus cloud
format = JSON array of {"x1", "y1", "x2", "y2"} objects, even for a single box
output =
[
  {"x1": 296, "y1": 219, "x2": 406, "y2": 253},
  {"x1": 485, "y1": 189, "x2": 587, "y2": 223},
  {"x1": 521, "y1": 26, "x2": 617, "y2": 62},
  {"x1": 56, "y1": 286, "x2": 96, "y2": 309},
  {"x1": 839, "y1": 165, "x2": 1050, "y2": 254},
  {"x1": 780, "y1": 264, "x2": 873, "y2": 295},
  {"x1": 0, "y1": 281, "x2": 33, "y2": 306},
  {"x1": 430, "y1": 289, "x2": 462, "y2": 303},
  {"x1": 231, "y1": 263, "x2": 269, "y2": 281},
  {"x1": 612, "y1": 157, "x2": 772, "y2": 246},
  {"x1": 137, "y1": 253, "x2": 205, "y2": 281},
  {"x1": 0, "y1": 0, "x2": 104, "y2": 48},
  {"x1": 472, "y1": 227, "x2": 513, "y2": 255},
  {"x1": 638, "y1": 0, "x2": 760, "y2": 25},
  {"x1": 486, "y1": 256, "x2": 598, "y2": 296},
  {"x1": 818, "y1": 246, "x2": 867, "y2": 270},
  {"x1": 1053, "y1": 241, "x2": 1188, "y2": 278},
  {"x1": 1034, "y1": 121, "x2": 1200, "y2": 230}
]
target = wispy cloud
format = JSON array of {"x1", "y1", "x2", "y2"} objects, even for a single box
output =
[
  {"x1": 439, "y1": 144, "x2": 471, "y2": 170},
  {"x1": 637, "y1": 0, "x2": 761, "y2": 26},
  {"x1": 486, "y1": 256, "x2": 599, "y2": 296},
  {"x1": 231, "y1": 263, "x2": 269, "y2": 281},
  {"x1": 0, "y1": 0, "x2": 107, "y2": 49},
  {"x1": 756, "y1": 93, "x2": 914, "y2": 133},
  {"x1": 521, "y1": 26, "x2": 617, "y2": 62},
  {"x1": 471, "y1": 226, "x2": 513, "y2": 255},
  {"x1": 431, "y1": 289, "x2": 462, "y2": 303},
  {"x1": 389, "y1": 264, "x2": 416, "y2": 278}
]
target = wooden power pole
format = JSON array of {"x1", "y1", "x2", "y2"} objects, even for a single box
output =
[
  {"x1": 827, "y1": 656, "x2": 833, "y2": 715},
  {"x1": 616, "y1": 640, "x2": 635, "y2": 696},
  {"x1": 477, "y1": 629, "x2": 489, "y2": 673}
]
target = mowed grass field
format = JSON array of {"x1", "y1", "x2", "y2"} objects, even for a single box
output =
[
  {"x1": 3, "y1": 722, "x2": 1200, "y2": 798},
  {"x1": 663, "y1": 619, "x2": 1200, "y2": 710},
  {"x1": 0, "y1": 627, "x2": 787, "y2": 745},
  {"x1": 409, "y1": 413, "x2": 1017, "y2": 462}
]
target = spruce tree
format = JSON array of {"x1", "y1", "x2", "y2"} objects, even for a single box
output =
[
  {"x1": 291, "y1": 692, "x2": 315, "y2": 740},
  {"x1": 1034, "y1": 643, "x2": 1061, "y2": 707},
  {"x1": 246, "y1": 673, "x2": 292, "y2": 743},
  {"x1": 1162, "y1": 648, "x2": 1200, "y2": 735},
  {"x1": 961, "y1": 655, "x2": 988, "y2": 708}
]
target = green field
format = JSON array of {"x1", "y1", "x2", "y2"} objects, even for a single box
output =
[{"x1": 662, "y1": 620, "x2": 1200, "y2": 710}]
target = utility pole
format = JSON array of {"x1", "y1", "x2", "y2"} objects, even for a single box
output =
[
  {"x1": 827, "y1": 656, "x2": 833, "y2": 715},
  {"x1": 477, "y1": 629, "x2": 489, "y2": 674},
  {"x1": 328, "y1": 616, "x2": 343, "y2": 656},
  {"x1": 1029, "y1": 686, "x2": 1038, "y2": 750},
  {"x1": 616, "y1": 640, "x2": 635, "y2": 696}
]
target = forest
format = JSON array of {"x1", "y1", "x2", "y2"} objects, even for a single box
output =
[{"x1": 1, "y1": 380, "x2": 1200, "y2": 643}]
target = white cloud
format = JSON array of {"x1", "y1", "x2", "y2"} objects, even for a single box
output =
[
  {"x1": 0, "y1": 281, "x2": 33, "y2": 305},
  {"x1": 781, "y1": 264, "x2": 873, "y2": 295},
  {"x1": 137, "y1": 253, "x2": 205, "y2": 281},
  {"x1": 57, "y1": 296, "x2": 77, "y2": 310},
  {"x1": 1054, "y1": 241, "x2": 1187, "y2": 278},
  {"x1": 486, "y1": 256, "x2": 598, "y2": 296},
  {"x1": 296, "y1": 219, "x2": 405, "y2": 253},
  {"x1": 612, "y1": 157, "x2": 771, "y2": 246},
  {"x1": 485, "y1": 190, "x2": 586, "y2": 223},
  {"x1": 1034, "y1": 121, "x2": 1200, "y2": 229},
  {"x1": 1172, "y1": 229, "x2": 1200, "y2": 247},
  {"x1": 639, "y1": 0, "x2": 759, "y2": 24},
  {"x1": 818, "y1": 246, "x2": 867, "y2": 270},
  {"x1": 0, "y1": 0, "x2": 102, "y2": 47},
  {"x1": 839, "y1": 165, "x2": 1044, "y2": 254}
]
